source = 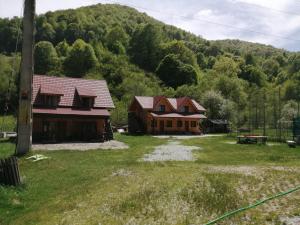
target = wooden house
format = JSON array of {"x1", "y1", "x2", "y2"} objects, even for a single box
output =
[
  {"x1": 128, "y1": 96, "x2": 206, "y2": 134},
  {"x1": 32, "y1": 75, "x2": 114, "y2": 143},
  {"x1": 202, "y1": 119, "x2": 230, "y2": 133}
]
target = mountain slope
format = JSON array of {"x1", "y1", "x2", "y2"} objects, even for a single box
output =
[{"x1": 0, "y1": 3, "x2": 299, "y2": 126}]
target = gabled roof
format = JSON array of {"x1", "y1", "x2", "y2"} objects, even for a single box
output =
[
  {"x1": 33, "y1": 75, "x2": 114, "y2": 108},
  {"x1": 133, "y1": 96, "x2": 206, "y2": 112},
  {"x1": 76, "y1": 86, "x2": 97, "y2": 97}
]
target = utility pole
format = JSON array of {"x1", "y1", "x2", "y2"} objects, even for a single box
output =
[
  {"x1": 16, "y1": 0, "x2": 35, "y2": 155},
  {"x1": 278, "y1": 87, "x2": 282, "y2": 142},
  {"x1": 263, "y1": 90, "x2": 266, "y2": 136}
]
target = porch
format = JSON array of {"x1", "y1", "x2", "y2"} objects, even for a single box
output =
[
  {"x1": 147, "y1": 117, "x2": 203, "y2": 135},
  {"x1": 33, "y1": 115, "x2": 112, "y2": 143}
]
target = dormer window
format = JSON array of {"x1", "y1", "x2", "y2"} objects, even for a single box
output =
[
  {"x1": 42, "y1": 95, "x2": 58, "y2": 107},
  {"x1": 159, "y1": 105, "x2": 165, "y2": 112},
  {"x1": 184, "y1": 106, "x2": 189, "y2": 113},
  {"x1": 81, "y1": 97, "x2": 94, "y2": 108},
  {"x1": 76, "y1": 87, "x2": 96, "y2": 108},
  {"x1": 38, "y1": 85, "x2": 64, "y2": 107}
]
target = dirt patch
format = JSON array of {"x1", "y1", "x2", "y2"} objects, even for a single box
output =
[
  {"x1": 32, "y1": 140, "x2": 129, "y2": 151},
  {"x1": 205, "y1": 166, "x2": 261, "y2": 177},
  {"x1": 143, "y1": 140, "x2": 201, "y2": 161},
  {"x1": 111, "y1": 169, "x2": 133, "y2": 177},
  {"x1": 280, "y1": 216, "x2": 300, "y2": 225}
]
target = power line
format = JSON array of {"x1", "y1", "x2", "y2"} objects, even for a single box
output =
[
  {"x1": 106, "y1": 1, "x2": 300, "y2": 43},
  {"x1": 234, "y1": 1, "x2": 300, "y2": 17}
]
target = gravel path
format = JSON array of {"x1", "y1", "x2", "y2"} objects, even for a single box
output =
[
  {"x1": 32, "y1": 140, "x2": 129, "y2": 151},
  {"x1": 143, "y1": 140, "x2": 201, "y2": 161}
]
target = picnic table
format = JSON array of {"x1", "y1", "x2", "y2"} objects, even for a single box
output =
[{"x1": 237, "y1": 135, "x2": 268, "y2": 144}]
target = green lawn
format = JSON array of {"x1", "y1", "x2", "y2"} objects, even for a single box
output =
[{"x1": 1, "y1": 135, "x2": 300, "y2": 225}]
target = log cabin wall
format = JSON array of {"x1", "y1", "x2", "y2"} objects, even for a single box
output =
[{"x1": 32, "y1": 115, "x2": 107, "y2": 143}]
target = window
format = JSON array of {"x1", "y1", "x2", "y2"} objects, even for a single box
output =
[
  {"x1": 184, "y1": 106, "x2": 189, "y2": 113},
  {"x1": 151, "y1": 120, "x2": 157, "y2": 128},
  {"x1": 177, "y1": 120, "x2": 183, "y2": 127},
  {"x1": 191, "y1": 121, "x2": 197, "y2": 127},
  {"x1": 166, "y1": 120, "x2": 172, "y2": 128},
  {"x1": 42, "y1": 95, "x2": 58, "y2": 107},
  {"x1": 81, "y1": 97, "x2": 94, "y2": 108},
  {"x1": 159, "y1": 105, "x2": 165, "y2": 112}
]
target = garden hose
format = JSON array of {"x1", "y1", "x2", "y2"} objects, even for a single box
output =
[{"x1": 204, "y1": 185, "x2": 300, "y2": 225}]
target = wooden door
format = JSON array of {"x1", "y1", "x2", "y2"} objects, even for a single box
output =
[
  {"x1": 185, "y1": 121, "x2": 189, "y2": 132},
  {"x1": 57, "y1": 121, "x2": 67, "y2": 142},
  {"x1": 159, "y1": 120, "x2": 164, "y2": 133}
]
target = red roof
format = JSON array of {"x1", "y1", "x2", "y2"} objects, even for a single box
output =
[
  {"x1": 33, "y1": 108, "x2": 110, "y2": 117},
  {"x1": 76, "y1": 86, "x2": 97, "y2": 97},
  {"x1": 150, "y1": 112, "x2": 206, "y2": 119},
  {"x1": 134, "y1": 96, "x2": 206, "y2": 112},
  {"x1": 40, "y1": 84, "x2": 64, "y2": 96},
  {"x1": 33, "y1": 75, "x2": 114, "y2": 108}
]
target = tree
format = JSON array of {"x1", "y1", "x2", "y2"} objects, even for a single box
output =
[
  {"x1": 289, "y1": 54, "x2": 300, "y2": 74},
  {"x1": 130, "y1": 24, "x2": 162, "y2": 71},
  {"x1": 64, "y1": 39, "x2": 97, "y2": 77},
  {"x1": 156, "y1": 54, "x2": 198, "y2": 88},
  {"x1": 202, "y1": 90, "x2": 225, "y2": 119},
  {"x1": 196, "y1": 52, "x2": 206, "y2": 69},
  {"x1": 213, "y1": 56, "x2": 240, "y2": 77},
  {"x1": 244, "y1": 53, "x2": 256, "y2": 65},
  {"x1": 262, "y1": 59, "x2": 280, "y2": 79},
  {"x1": 111, "y1": 99, "x2": 128, "y2": 126},
  {"x1": 36, "y1": 22, "x2": 56, "y2": 42},
  {"x1": 204, "y1": 44, "x2": 222, "y2": 57},
  {"x1": 34, "y1": 41, "x2": 59, "y2": 74},
  {"x1": 214, "y1": 75, "x2": 246, "y2": 105},
  {"x1": 280, "y1": 101, "x2": 298, "y2": 121},
  {"x1": 65, "y1": 23, "x2": 82, "y2": 43},
  {"x1": 106, "y1": 26, "x2": 129, "y2": 54},
  {"x1": 55, "y1": 40, "x2": 70, "y2": 57},
  {"x1": 0, "y1": 54, "x2": 19, "y2": 113},
  {"x1": 160, "y1": 40, "x2": 198, "y2": 68},
  {"x1": 239, "y1": 65, "x2": 267, "y2": 87}
]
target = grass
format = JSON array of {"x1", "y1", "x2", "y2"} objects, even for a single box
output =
[
  {"x1": 0, "y1": 115, "x2": 16, "y2": 132},
  {"x1": 1, "y1": 134, "x2": 300, "y2": 225}
]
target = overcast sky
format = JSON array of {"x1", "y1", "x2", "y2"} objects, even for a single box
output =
[{"x1": 1, "y1": 0, "x2": 300, "y2": 51}]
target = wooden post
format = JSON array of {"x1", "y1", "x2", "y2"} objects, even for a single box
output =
[
  {"x1": 263, "y1": 90, "x2": 266, "y2": 136},
  {"x1": 16, "y1": 0, "x2": 35, "y2": 155}
]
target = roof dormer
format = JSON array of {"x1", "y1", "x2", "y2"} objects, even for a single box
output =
[{"x1": 75, "y1": 87, "x2": 97, "y2": 108}]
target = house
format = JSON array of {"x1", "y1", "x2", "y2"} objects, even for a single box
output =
[
  {"x1": 202, "y1": 119, "x2": 230, "y2": 133},
  {"x1": 128, "y1": 96, "x2": 206, "y2": 134},
  {"x1": 32, "y1": 75, "x2": 115, "y2": 143}
]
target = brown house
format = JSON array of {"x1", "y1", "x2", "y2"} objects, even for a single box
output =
[
  {"x1": 128, "y1": 96, "x2": 206, "y2": 135},
  {"x1": 32, "y1": 75, "x2": 115, "y2": 143}
]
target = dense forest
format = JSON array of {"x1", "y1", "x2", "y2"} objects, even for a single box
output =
[{"x1": 0, "y1": 3, "x2": 300, "y2": 128}]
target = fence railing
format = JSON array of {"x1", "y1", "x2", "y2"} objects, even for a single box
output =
[{"x1": 0, "y1": 156, "x2": 21, "y2": 186}]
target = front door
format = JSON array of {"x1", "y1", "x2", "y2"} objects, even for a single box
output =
[
  {"x1": 185, "y1": 121, "x2": 189, "y2": 132},
  {"x1": 42, "y1": 121, "x2": 56, "y2": 142},
  {"x1": 81, "y1": 121, "x2": 97, "y2": 141},
  {"x1": 56, "y1": 121, "x2": 67, "y2": 142},
  {"x1": 159, "y1": 120, "x2": 164, "y2": 133}
]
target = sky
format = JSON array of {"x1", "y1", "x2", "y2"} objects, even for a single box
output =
[{"x1": 1, "y1": 0, "x2": 300, "y2": 52}]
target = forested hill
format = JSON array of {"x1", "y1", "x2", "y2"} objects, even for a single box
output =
[{"x1": 1, "y1": 3, "x2": 300, "y2": 126}]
